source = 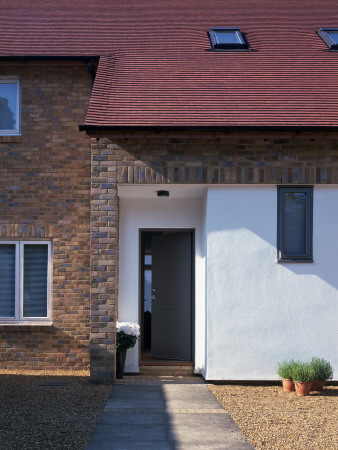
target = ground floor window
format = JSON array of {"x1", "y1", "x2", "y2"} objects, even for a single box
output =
[
  {"x1": 277, "y1": 187, "x2": 313, "y2": 262},
  {"x1": 0, "y1": 241, "x2": 51, "y2": 321}
]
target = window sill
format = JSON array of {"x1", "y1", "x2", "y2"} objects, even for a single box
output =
[
  {"x1": 0, "y1": 322, "x2": 53, "y2": 332},
  {"x1": 0, "y1": 135, "x2": 21, "y2": 143},
  {"x1": 277, "y1": 259, "x2": 313, "y2": 263}
]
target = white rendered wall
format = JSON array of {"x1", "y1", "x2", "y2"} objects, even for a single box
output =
[
  {"x1": 205, "y1": 186, "x2": 338, "y2": 380},
  {"x1": 118, "y1": 189, "x2": 205, "y2": 373}
]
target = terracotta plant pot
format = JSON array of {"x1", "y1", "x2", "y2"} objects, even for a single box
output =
[
  {"x1": 282, "y1": 378, "x2": 295, "y2": 392},
  {"x1": 295, "y1": 381, "x2": 312, "y2": 396},
  {"x1": 311, "y1": 380, "x2": 324, "y2": 392}
]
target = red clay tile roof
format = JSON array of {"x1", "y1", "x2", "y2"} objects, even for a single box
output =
[{"x1": 1, "y1": 0, "x2": 338, "y2": 127}]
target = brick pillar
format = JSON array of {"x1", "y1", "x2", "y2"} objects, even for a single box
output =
[{"x1": 90, "y1": 138, "x2": 118, "y2": 382}]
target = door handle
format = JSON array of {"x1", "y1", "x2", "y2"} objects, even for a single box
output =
[{"x1": 151, "y1": 288, "x2": 157, "y2": 300}]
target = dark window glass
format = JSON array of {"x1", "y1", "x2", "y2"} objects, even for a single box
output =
[
  {"x1": 23, "y1": 244, "x2": 48, "y2": 317},
  {"x1": 318, "y1": 28, "x2": 338, "y2": 50},
  {"x1": 214, "y1": 30, "x2": 241, "y2": 45},
  {"x1": 144, "y1": 269, "x2": 152, "y2": 313},
  {"x1": 0, "y1": 244, "x2": 16, "y2": 317},
  {"x1": 144, "y1": 254, "x2": 152, "y2": 265},
  {"x1": 209, "y1": 28, "x2": 248, "y2": 50},
  {"x1": 283, "y1": 192, "x2": 307, "y2": 255},
  {"x1": 326, "y1": 30, "x2": 338, "y2": 43},
  {"x1": 278, "y1": 187, "x2": 313, "y2": 262},
  {"x1": 0, "y1": 82, "x2": 19, "y2": 133}
]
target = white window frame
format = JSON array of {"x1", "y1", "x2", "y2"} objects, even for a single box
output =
[
  {"x1": 0, "y1": 241, "x2": 51, "y2": 322},
  {"x1": 0, "y1": 77, "x2": 21, "y2": 136}
]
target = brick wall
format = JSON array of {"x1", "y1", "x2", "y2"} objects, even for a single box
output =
[
  {"x1": 90, "y1": 140, "x2": 118, "y2": 382},
  {"x1": 90, "y1": 131, "x2": 338, "y2": 381},
  {"x1": 95, "y1": 132, "x2": 338, "y2": 185},
  {"x1": 0, "y1": 63, "x2": 92, "y2": 371}
]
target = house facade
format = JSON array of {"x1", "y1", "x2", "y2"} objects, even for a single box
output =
[
  {"x1": 0, "y1": 62, "x2": 92, "y2": 371},
  {"x1": 0, "y1": 0, "x2": 337, "y2": 382},
  {"x1": 88, "y1": 132, "x2": 338, "y2": 381}
]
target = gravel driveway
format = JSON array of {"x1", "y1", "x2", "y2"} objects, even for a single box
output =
[
  {"x1": 0, "y1": 370, "x2": 111, "y2": 450},
  {"x1": 0, "y1": 370, "x2": 337, "y2": 450},
  {"x1": 210, "y1": 384, "x2": 338, "y2": 449}
]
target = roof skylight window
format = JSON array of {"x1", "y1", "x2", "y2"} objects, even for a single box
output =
[
  {"x1": 318, "y1": 28, "x2": 338, "y2": 50},
  {"x1": 209, "y1": 28, "x2": 248, "y2": 50}
]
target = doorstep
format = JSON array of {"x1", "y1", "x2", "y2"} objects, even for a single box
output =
[{"x1": 138, "y1": 361, "x2": 195, "y2": 376}]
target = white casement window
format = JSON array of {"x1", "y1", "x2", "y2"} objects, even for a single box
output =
[
  {"x1": 0, "y1": 77, "x2": 21, "y2": 135},
  {"x1": 0, "y1": 241, "x2": 51, "y2": 322}
]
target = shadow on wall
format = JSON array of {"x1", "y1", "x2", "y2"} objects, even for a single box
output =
[{"x1": 207, "y1": 187, "x2": 338, "y2": 291}]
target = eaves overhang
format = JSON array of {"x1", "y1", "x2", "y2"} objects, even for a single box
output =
[{"x1": 79, "y1": 124, "x2": 338, "y2": 134}]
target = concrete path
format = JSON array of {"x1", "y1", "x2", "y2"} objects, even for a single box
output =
[{"x1": 86, "y1": 377, "x2": 253, "y2": 450}]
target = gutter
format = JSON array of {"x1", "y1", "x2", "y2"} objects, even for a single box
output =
[
  {"x1": 79, "y1": 124, "x2": 338, "y2": 133},
  {"x1": 0, "y1": 55, "x2": 100, "y2": 80}
]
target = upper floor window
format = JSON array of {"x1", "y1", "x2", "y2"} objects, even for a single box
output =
[
  {"x1": 0, "y1": 77, "x2": 21, "y2": 135},
  {"x1": 318, "y1": 28, "x2": 338, "y2": 50},
  {"x1": 208, "y1": 28, "x2": 248, "y2": 50},
  {"x1": 277, "y1": 187, "x2": 313, "y2": 263},
  {"x1": 0, "y1": 241, "x2": 51, "y2": 322}
]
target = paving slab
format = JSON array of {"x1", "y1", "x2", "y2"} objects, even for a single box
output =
[
  {"x1": 86, "y1": 380, "x2": 253, "y2": 450},
  {"x1": 162, "y1": 384, "x2": 225, "y2": 410},
  {"x1": 168, "y1": 414, "x2": 253, "y2": 449},
  {"x1": 87, "y1": 422, "x2": 170, "y2": 450}
]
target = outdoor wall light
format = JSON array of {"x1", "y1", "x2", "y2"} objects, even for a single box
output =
[{"x1": 157, "y1": 190, "x2": 170, "y2": 197}]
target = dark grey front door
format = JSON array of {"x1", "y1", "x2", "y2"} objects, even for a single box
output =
[{"x1": 151, "y1": 232, "x2": 192, "y2": 361}]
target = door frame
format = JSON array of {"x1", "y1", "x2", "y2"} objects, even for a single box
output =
[{"x1": 139, "y1": 228, "x2": 195, "y2": 362}]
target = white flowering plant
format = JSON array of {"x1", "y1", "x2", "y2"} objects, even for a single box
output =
[{"x1": 116, "y1": 321, "x2": 140, "y2": 353}]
